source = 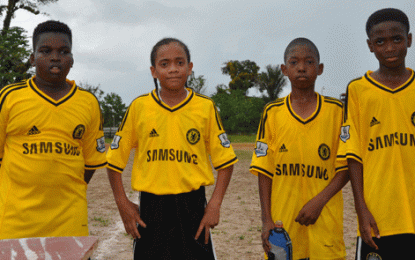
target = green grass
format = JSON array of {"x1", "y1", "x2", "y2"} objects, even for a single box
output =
[
  {"x1": 228, "y1": 134, "x2": 256, "y2": 143},
  {"x1": 235, "y1": 150, "x2": 252, "y2": 161}
]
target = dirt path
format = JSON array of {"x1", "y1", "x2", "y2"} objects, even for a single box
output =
[{"x1": 87, "y1": 144, "x2": 357, "y2": 259}]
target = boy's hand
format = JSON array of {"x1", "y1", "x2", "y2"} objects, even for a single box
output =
[
  {"x1": 195, "y1": 202, "x2": 220, "y2": 244},
  {"x1": 295, "y1": 196, "x2": 325, "y2": 226},
  {"x1": 261, "y1": 219, "x2": 275, "y2": 253},
  {"x1": 359, "y1": 207, "x2": 380, "y2": 250},
  {"x1": 118, "y1": 199, "x2": 146, "y2": 239}
]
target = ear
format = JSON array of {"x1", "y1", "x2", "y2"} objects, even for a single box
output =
[
  {"x1": 150, "y1": 66, "x2": 157, "y2": 79},
  {"x1": 367, "y1": 39, "x2": 374, "y2": 53},
  {"x1": 30, "y1": 53, "x2": 35, "y2": 67},
  {"x1": 281, "y1": 64, "x2": 287, "y2": 76},
  {"x1": 318, "y1": 63, "x2": 324, "y2": 75},
  {"x1": 407, "y1": 33, "x2": 412, "y2": 48},
  {"x1": 187, "y1": 62, "x2": 194, "y2": 76}
]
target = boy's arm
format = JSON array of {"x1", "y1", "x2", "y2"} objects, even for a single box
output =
[
  {"x1": 107, "y1": 168, "x2": 146, "y2": 239},
  {"x1": 195, "y1": 164, "x2": 233, "y2": 244},
  {"x1": 348, "y1": 158, "x2": 379, "y2": 250},
  {"x1": 258, "y1": 173, "x2": 275, "y2": 253},
  {"x1": 295, "y1": 170, "x2": 349, "y2": 226},
  {"x1": 84, "y1": 170, "x2": 95, "y2": 184}
]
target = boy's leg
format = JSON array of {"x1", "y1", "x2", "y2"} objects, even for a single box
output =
[{"x1": 356, "y1": 234, "x2": 415, "y2": 260}]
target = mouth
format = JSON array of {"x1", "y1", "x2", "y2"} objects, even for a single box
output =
[
  {"x1": 49, "y1": 66, "x2": 62, "y2": 74},
  {"x1": 385, "y1": 57, "x2": 398, "y2": 62},
  {"x1": 296, "y1": 76, "x2": 308, "y2": 80}
]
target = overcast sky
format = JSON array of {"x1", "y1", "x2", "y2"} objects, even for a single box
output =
[{"x1": 8, "y1": 0, "x2": 415, "y2": 105}]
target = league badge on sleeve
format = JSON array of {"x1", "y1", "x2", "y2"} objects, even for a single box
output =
[
  {"x1": 255, "y1": 141, "x2": 268, "y2": 157},
  {"x1": 96, "y1": 136, "x2": 106, "y2": 153},
  {"x1": 340, "y1": 125, "x2": 350, "y2": 143},
  {"x1": 218, "y1": 133, "x2": 231, "y2": 148},
  {"x1": 110, "y1": 135, "x2": 121, "y2": 150}
]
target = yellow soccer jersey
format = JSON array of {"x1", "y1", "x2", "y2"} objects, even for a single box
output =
[
  {"x1": 338, "y1": 69, "x2": 415, "y2": 237},
  {"x1": 0, "y1": 77, "x2": 107, "y2": 239},
  {"x1": 107, "y1": 88, "x2": 238, "y2": 195},
  {"x1": 250, "y1": 93, "x2": 346, "y2": 260}
]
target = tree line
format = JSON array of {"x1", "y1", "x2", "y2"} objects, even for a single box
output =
[{"x1": 0, "y1": 1, "x2": 287, "y2": 133}]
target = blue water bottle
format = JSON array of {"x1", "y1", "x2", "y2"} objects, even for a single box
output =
[{"x1": 267, "y1": 220, "x2": 292, "y2": 260}]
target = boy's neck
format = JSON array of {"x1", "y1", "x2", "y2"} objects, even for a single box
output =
[
  {"x1": 158, "y1": 87, "x2": 188, "y2": 107},
  {"x1": 290, "y1": 87, "x2": 318, "y2": 120},
  {"x1": 34, "y1": 76, "x2": 72, "y2": 101},
  {"x1": 371, "y1": 65, "x2": 411, "y2": 90}
]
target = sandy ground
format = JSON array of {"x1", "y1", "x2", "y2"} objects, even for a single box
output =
[{"x1": 87, "y1": 143, "x2": 357, "y2": 259}]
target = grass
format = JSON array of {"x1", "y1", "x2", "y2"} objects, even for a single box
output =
[
  {"x1": 228, "y1": 134, "x2": 256, "y2": 143},
  {"x1": 234, "y1": 150, "x2": 252, "y2": 161}
]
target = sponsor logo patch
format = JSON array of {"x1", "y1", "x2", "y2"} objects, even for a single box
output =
[
  {"x1": 27, "y1": 126, "x2": 41, "y2": 135},
  {"x1": 96, "y1": 136, "x2": 106, "y2": 153},
  {"x1": 218, "y1": 133, "x2": 231, "y2": 148},
  {"x1": 340, "y1": 125, "x2": 350, "y2": 143},
  {"x1": 255, "y1": 141, "x2": 268, "y2": 157}
]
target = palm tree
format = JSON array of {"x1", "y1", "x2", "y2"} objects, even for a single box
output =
[{"x1": 256, "y1": 65, "x2": 287, "y2": 103}]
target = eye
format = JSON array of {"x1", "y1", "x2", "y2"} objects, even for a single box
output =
[
  {"x1": 393, "y1": 36, "x2": 403, "y2": 43},
  {"x1": 375, "y1": 39, "x2": 384, "y2": 45},
  {"x1": 160, "y1": 62, "x2": 168, "y2": 67},
  {"x1": 307, "y1": 60, "x2": 314, "y2": 64},
  {"x1": 39, "y1": 49, "x2": 50, "y2": 54},
  {"x1": 290, "y1": 61, "x2": 297, "y2": 65}
]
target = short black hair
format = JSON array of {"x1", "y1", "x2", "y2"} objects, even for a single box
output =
[
  {"x1": 150, "y1": 37, "x2": 191, "y2": 67},
  {"x1": 366, "y1": 8, "x2": 410, "y2": 37},
  {"x1": 284, "y1": 37, "x2": 320, "y2": 63},
  {"x1": 32, "y1": 20, "x2": 72, "y2": 50}
]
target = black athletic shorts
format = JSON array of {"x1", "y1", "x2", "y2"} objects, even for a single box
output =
[
  {"x1": 133, "y1": 187, "x2": 216, "y2": 260},
  {"x1": 355, "y1": 234, "x2": 415, "y2": 259}
]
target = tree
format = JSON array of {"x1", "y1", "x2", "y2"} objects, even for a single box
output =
[
  {"x1": 1, "y1": 0, "x2": 58, "y2": 34},
  {"x1": 221, "y1": 60, "x2": 260, "y2": 95},
  {"x1": 0, "y1": 26, "x2": 31, "y2": 87},
  {"x1": 101, "y1": 93, "x2": 127, "y2": 127},
  {"x1": 187, "y1": 71, "x2": 206, "y2": 94},
  {"x1": 256, "y1": 65, "x2": 287, "y2": 103},
  {"x1": 211, "y1": 88, "x2": 264, "y2": 134}
]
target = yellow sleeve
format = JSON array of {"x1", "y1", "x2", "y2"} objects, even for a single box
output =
[
  {"x1": 249, "y1": 104, "x2": 276, "y2": 178},
  {"x1": 83, "y1": 96, "x2": 107, "y2": 170},
  {"x1": 207, "y1": 103, "x2": 238, "y2": 171},
  {"x1": 337, "y1": 83, "x2": 363, "y2": 164},
  {"x1": 106, "y1": 103, "x2": 137, "y2": 173}
]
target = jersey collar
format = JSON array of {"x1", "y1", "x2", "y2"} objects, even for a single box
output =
[
  {"x1": 151, "y1": 88, "x2": 194, "y2": 112},
  {"x1": 286, "y1": 92, "x2": 322, "y2": 124},
  {"x1": 364, "y1": 68, "x2": 415, "y2": 94},
  {"x1": 28, "y1": 76, "x2": 77, "y2": 106}
]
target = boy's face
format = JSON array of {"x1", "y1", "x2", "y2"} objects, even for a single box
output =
[
  {"x1": 367, "y1": 21, "x2": 412, "y2": 69},
  {"x1": 30, "y1": 32, "x2": 73, "y2": 84},
  {"x1": 281, "y1": 45, "x2": 323, "y2": 89},
  {"x1": 150, "y1": 42, "x2": 193, "y2": 92}
]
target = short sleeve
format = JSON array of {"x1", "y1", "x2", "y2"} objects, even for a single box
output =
[
  {"x1": 249, "y1": 105, "x2": 276, "y2": 178},
  {"x1": 207, "y1": 103, "x2": 238, "y2": 171},
  {"x1": 106, "y1": 103, "x2": 137, "y2": 173},
  {"x1": 83, "y1": 98, "x2": 107, "y2": 170},
  {"x1": 337, "y1": 84, "x2": 363, "y2": 164}
]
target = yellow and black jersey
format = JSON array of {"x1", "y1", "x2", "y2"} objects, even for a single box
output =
[
  {"x1": 0, "y1": 77, "x2": 107, "y2": 239},
  {"x1": 338, "y1": 68, "x2": 415, "y2": 237},
  {"x1": 250, "y1": 93, "x2": 346, "y2": 260},
  {"x1": 107, "y1": 88, "x2": 238, "y2": 195}
]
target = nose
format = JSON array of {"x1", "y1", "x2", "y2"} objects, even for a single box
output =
[
  {"x1": 385, "y1": 40, "x2": 396, "y2": 52},
  {"x1": 297, "y1": 61, "x2": 306, "y2": 72},
  {"x1": 50, "y1": 50, "x2": 60, "y2": 61},
  {"x1": 168, "y1": 63, "x2": 179, "y2": 73}
]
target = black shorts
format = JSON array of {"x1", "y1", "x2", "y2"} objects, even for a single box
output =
[
  {"x1": 355, "y1": 234, "x2": 415, "y2": 260},
  {"x1": 133, "y1": 187, "x2": 216, "y2": 260}
]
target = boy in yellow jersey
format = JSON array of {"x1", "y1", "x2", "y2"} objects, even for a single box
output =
[
  {"x1": 106, "y1": 38, "x2": 237, "y2": 260},
  {"x1": 338, "y1": 8, "x2": 415, "y2": 259},
  {"x1": 0, "y1": 20, "x2": 107, "y2": 239},
  {"x1": 250, "y1": 38, "x2": 348, "y2": 260}
]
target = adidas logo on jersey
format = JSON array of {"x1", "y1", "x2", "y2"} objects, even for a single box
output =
[
  {"x1": 27, "y1": 126, "x2": 41, "y2": 135},
  {"x1": 279, "y1": 144, "x2": 288, "y2": 152},
  {"x1": 149, "y1": 129, "x2": 159, "y2": 137},
  {"x1": 370, "y1": 117, "x2": 380, "y2": 127}
]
